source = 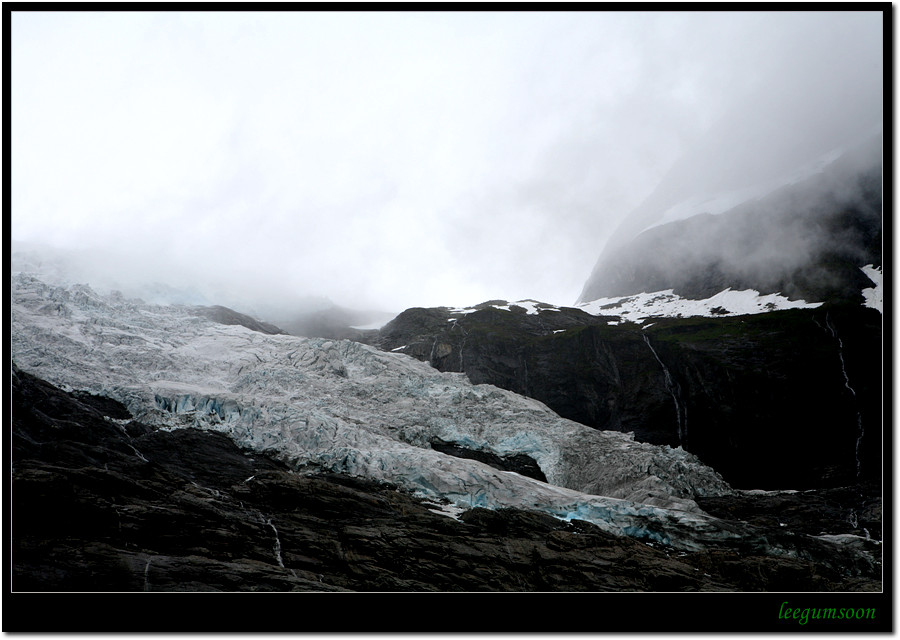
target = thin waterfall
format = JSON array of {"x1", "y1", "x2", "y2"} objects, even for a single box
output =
[
  {"x1": 429, "y1": 337, "x2": 439, "y2": 365},
  {"x1": 824, "y1": 313, "x2": 865, "y2": 483},
  {"x1": 266, "y1": 518, "x2": 285, "y2": 568},
  {"x1": 248, "y1": 508, "x2": 287, "y2": 569},
  {"x1": 824, "y1": 313, "x2": 866, "y2": 530},
  {"x1": 450, "y1": 318, "x2": 468, "y2": 371},
  {"x1": 521, "y1": 352, "x2": 529, "y2": 396},
  {"x1": 143, "y1": 558, "x2": 152, "y2": 592},
  {"x1": 643, "y1": 333, "x2": 685, "y2": 447}
]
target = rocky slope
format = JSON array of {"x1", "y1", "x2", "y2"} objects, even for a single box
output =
[
  {"x1": 370, "y1": 298, "x2": 882, "y2": 490},
  {"x1": 187, "y1": 305, "x2": 287, "y2": 336},
  {"x1": 11, "y1": 362, "x2": 882, "y2": 592}
]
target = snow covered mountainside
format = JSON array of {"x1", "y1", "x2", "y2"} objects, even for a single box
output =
[{"x1": 12, "y1": 272, "x2": 747, "y2": 550}]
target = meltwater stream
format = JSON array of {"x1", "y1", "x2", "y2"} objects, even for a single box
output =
[
  {"x1": 824, "y1": 314, "x2": 865, "y2": 483},
  {"x1": 643, "y1": 333, "x2": 686, "y2": 448},
  {"x1": 822, "y1": 313, "x2": 866, "y2": 529}
]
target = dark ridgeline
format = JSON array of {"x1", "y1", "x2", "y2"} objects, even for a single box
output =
[{"x1": 188, "y1": 305, "x2": 288, "y2": 336}]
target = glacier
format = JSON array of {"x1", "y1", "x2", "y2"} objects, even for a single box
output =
[{"x1": 11, "y1": 272, "x2": 750, "y2": 551}]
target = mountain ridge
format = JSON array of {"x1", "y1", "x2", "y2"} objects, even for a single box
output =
[{"x1": 579, "y1": 134, "x2": 882, "y2": 305}]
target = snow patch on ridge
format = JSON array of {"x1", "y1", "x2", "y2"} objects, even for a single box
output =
[
  {"x1": 577, "y1": 288, "x2": 822, "y2": 323},
  {"x1": 448, "y1": 299, "x2": 561, "y2": 316},
  {"x1": 447, "y1": 290, "x2": 820, "y2": 324},
  {"x1": 860, "y1": 265, "x2": 882, "y2": 313}
]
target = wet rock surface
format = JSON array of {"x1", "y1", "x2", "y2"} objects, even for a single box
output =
[
  {"x1": 12, "y1": 364, "x2": 882, "y2": 592},
  {"x1": 697, "y1": 487, "x2": 883, "y2": 542},
  {"x1": 430, "y1": 437, "x2": 548, "y2": 482},
  {"x1": 369, "y1": 303, "x2": 882, "y2": 490}
]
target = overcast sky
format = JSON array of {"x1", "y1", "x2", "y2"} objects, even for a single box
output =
[{"x1": 11, "y1": 10, "x2": 883, "y2": 314}]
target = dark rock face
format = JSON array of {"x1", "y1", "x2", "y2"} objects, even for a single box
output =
[
  {"x1": 636, "y1": 305, "x2": 882, "y2": 490},
  {"x1": 11, "y1": 363, "x2": 881, "y2": 593},
  {"x1": 430, "y1": 438, "x2": 548, "y2": 483},
  {"x1": 579, "y1": 138, "x2": 882, "y2": 305},
  {"x1": 697, "y1": 488, "x2": 883, "y2": 542},
  {"x1": 189, "y1": 305, "x2": 286, "y2": 335},
  {"x1": 369, "y1": 303, "x2": 882, "y2": 491}
]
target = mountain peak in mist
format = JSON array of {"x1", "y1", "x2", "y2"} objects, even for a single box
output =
[{"x1": 579, "y1": 126, "x2": 882, "y2": 305}]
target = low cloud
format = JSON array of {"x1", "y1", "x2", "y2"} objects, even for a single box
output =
[{"x1": 12, "y1": 11, "x2": 883, "y2": 317}]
